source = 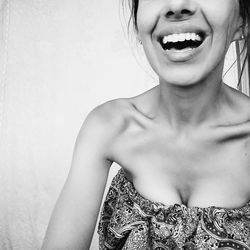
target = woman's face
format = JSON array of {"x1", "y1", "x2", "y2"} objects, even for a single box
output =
[{"x1": 137, "y1": 0, "x2": 243, "y2": 86}]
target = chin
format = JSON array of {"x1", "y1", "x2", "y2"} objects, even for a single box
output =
[{"x1": 158, "y1": 69, "x2": 205, "y2": 87}]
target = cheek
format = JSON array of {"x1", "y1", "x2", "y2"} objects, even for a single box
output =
[
  {"x1": 207, "y1": 3, "x2": 240, "y2": 41},
  {"x1": 137, "y1": 13, "x2": 154, "y2": 36},
  {"x1": 136, "y1": 3, "x2": 161, "y2": 37}
]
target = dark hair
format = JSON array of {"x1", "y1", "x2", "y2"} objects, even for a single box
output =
[
  {"x1": 130, "y1": 0, "x2": 138, "y2": 32},
  {"x1": 238, "y1": 0, "x2": 250, "y2": 87},
  {"x1": 125, "y1": 0, "x2": 250, "y2": 88},
  {"x1": 124, "y1": 0, "x2": 138, "y2": 34},
  {"x1": 240, "y1": 0, "x2": 250, "y2": 39}
]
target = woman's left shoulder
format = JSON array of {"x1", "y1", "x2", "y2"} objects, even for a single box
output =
[
  {"x1": 225, "y1": 85, "x2": 250, "y2": 123},
  {"x1": 236, "y1": 91, "x2": 250, "y2": 122}
]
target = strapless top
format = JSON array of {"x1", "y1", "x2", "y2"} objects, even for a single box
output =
[{"x1": 98, "y1": 169, "x2": 250, "y2": 250}]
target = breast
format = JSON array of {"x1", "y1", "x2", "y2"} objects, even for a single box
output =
[
  {"x1": 98, "y1": 169, "x2": 250, "y2": 250},
  {"x1": 110, "y1": 110, "x2": 250, "y2": 209}
]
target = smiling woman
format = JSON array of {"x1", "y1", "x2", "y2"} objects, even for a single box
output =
[
  {"x1": 129, "y1": 0, "x2": 250, "y2": 82},
  {"x1": 42, "y1": 0, "x2": 250, "y2": 249},
  {"x1": 136, "y1": 0, "x2": 245, "y2": 87}
]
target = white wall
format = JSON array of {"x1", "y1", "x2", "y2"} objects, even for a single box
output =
[{"x1": 0, "y1": 0, "x2": 240, "y2": 249}]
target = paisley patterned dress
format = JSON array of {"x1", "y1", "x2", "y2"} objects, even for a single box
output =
[{"x1": 98, "y1": 169, "x2": 250, "y2": 250}]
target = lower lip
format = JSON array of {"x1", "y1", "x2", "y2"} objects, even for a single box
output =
[{"x1": 160, "y1": 39, "x2": 206, "y2": 62}]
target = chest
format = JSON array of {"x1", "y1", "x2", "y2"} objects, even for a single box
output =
[{"x1": 110, "y1": 124, "x2": 250, "y2": 205}]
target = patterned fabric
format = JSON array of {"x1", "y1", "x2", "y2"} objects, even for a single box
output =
[{"x1": 98, "y1": 169, "x2": 250, "y2": 250}]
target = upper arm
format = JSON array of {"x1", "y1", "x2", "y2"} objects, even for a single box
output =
[{"x1": 42, "y1": 100, "x2": 124, "y2": 250}]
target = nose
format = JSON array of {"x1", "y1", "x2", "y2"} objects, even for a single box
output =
[{"x1": 165, "y1": 0, "x2": 197, "y2": 20}]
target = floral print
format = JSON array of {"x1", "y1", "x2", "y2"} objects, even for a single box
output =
[{"x1": 98, "y1": 169, "x2": 250, "y2": 250}]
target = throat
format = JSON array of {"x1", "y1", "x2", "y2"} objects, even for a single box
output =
[{"x1": 157, "y1": 79, "x2": 224, "y2": 130}]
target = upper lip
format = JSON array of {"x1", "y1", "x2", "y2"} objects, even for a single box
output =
[{"x1": 156, "y1": 23, "x2": 208, "y2": 40}]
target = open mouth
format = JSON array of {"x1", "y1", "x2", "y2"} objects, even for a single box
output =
[{"x1": 159, "y1": 32, "x2": 206, "y2": 51}]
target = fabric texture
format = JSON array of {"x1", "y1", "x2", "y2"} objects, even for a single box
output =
[{"x1": 98, "y1": 169, "x2": 250, "y2": 250}]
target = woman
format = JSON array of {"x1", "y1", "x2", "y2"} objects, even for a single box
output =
[{"x1": 42, "y1": 0, "x2": 250, "y2": 249}]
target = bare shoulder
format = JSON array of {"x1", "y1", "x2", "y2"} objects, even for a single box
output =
[
  {"x1": 216, "y1": 86, "x2": 250, "y2": 143},
  {"x1": 76, "y1": 99, "x2": 136, "y2": 158},
  {"x1": 82, "y1": 98, "x2": 134, "y2": 130},
  {"x1": 236, "y1": 92, "x2": 250, "y2": 123},
  {"x1": 224, "y1": 84, "x2": 250, "y2": 125}
]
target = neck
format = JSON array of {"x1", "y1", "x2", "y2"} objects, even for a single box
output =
[{"x1": 156, "y1": 76, "x2": 226, "y2": 133}]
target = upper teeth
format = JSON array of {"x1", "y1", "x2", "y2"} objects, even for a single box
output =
[{"x1": 162, "y1": 33, "x2": 202, "y2": 44}]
